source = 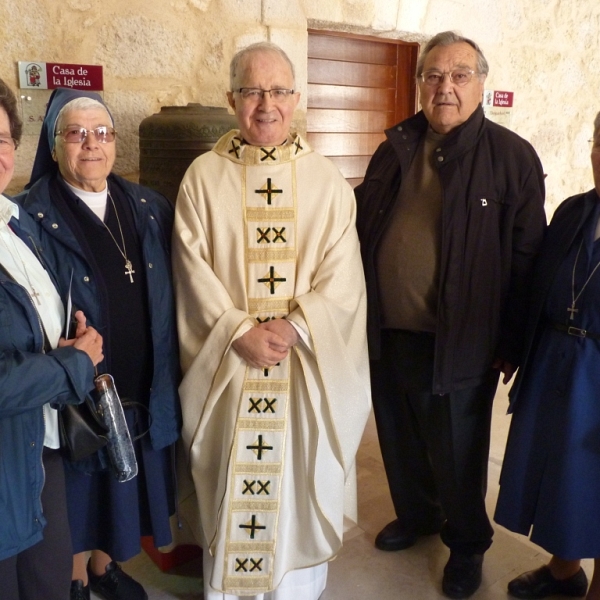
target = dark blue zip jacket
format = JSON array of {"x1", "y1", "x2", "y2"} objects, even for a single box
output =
[
  {"x1": 0, "y1": 201, "x2": 95, "y2": 561},
  {"x1": 17, "y1": 173, "x2": 181, "y2": 457}
]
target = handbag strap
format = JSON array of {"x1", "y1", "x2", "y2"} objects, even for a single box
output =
[{"x1": 121, "y1": 399, "x2": 153, "y2": 442}]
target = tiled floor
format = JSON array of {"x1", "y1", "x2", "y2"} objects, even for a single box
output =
[{"x1": 94, "y1": 382, "x2": 593, "y2": 599}]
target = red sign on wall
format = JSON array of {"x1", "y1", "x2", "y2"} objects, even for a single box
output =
[
  {"x1": 492, "y1": 91, "x2": 513, "y2": 108},
  {"x1": 19, "y1": 61, "x2": 104, "y2": 91}
]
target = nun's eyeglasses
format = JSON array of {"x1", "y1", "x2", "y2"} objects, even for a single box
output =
[{"x1": 55, "y1": 126, "x2": 117, "y2": 144}]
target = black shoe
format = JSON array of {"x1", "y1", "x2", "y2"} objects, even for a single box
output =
[
  {"x1": 507, "y1": 565, "x2": 588, "y2": 599},
  {"x1": 442, "y1": 552, "x2": 483, "y2": 599},
  {"x1": 87, "y1": 560, "x2": 148, "y2": 600},
  {"x1": 375, "y1": 517, "x2": 443, "y2": 551},
  {"x1": 70, "y1": 580, "x2": 90, "y2": 600}
]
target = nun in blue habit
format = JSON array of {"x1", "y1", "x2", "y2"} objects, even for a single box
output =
[
  {"x1": 494, "y1": 112, "x2": 600, "y2": 600},
  {"x1": 17, "y1": 88, "x2": 181, "y2": 600}
]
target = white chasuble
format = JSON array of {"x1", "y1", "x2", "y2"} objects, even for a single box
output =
[{"x1": 172, "y1": 130, "x2": 371, "y2": 598}]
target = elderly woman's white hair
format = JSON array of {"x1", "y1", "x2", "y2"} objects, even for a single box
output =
[{"x1": 54, "y1": 96, "x2": 113, "y2": 135}]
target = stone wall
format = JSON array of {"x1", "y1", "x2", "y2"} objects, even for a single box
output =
[{"x1": 1, "y1": 0, "x2": 599, "y2": 212}]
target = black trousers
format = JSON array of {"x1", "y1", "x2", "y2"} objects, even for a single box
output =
[
  {"x1": 0, "y1": 448, "x2": 73, "y2": 600},
  {"x1": 371, "y1": 329, "x2": 498, "y2": 555}
]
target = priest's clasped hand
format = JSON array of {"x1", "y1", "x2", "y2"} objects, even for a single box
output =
[
  {"x1": 232, "y1": 319, "x2": 299, "y2": 369},
  {"x1": 258, "y1": 318, "x2": 299, "y2": 348}
]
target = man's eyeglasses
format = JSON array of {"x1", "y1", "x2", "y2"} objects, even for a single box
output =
[
  {"x1": 236, "y1": 88, "x2": 295, "y2": 102},
  {"x1": 0, "y1": 136, "x2": 16, "y2": 154},
  {"x1": 420, "y1": 69, "x2": 478, "y2": 87},
  {"x1": 55, "y1": 126, "x2": 117, "y2": 144}
]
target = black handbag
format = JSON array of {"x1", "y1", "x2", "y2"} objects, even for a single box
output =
[{"x1": 58, "y1": 396, "x2": 109, "y2": 461}]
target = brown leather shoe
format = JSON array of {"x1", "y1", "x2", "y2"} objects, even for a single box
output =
[{"x1": 507, "y1": 565, "x2": 588, "y2": 599}]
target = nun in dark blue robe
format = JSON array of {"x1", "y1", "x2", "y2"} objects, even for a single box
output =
[
  {"x1": 495, "y1": 121, "x2": 600, "y2": 599},
  {"x1": 18, "y1": 88, "x2": 181, "y2": 600}
]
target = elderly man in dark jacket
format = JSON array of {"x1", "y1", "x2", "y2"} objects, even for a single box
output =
[{"x1": 355, "y1": 30, "x2": 546, "y2": 599}]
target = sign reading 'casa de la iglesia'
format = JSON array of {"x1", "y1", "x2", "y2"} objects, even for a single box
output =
[{"x1": 18, "y1": 61, "x2": 103, "y2": 91}]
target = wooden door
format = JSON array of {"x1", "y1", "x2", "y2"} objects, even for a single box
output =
[{"x1": 307, "y1": 31, "x2": 419, "y2": 187}]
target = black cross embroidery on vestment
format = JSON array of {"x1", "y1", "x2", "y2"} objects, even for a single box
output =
[
  {"x1": 250, "y1": 558, "x2": 263, "y2": 571},
  {"x1": 256, "y1": 316, "x2": 272, "y2": 323},
  {"x1": 229, "y1": 139, "x2": 241, "y2": 159},
  {"x1": 258, "y1": 266, "x2": 286, "y2": 294},
  {"x1": 262, "y1": 362, "x2": 280, "y2": 377},
  {"x1": 263, "y1": 398, "x2": 277, "y2": 413},
  {"x1": 294, "y1": 138, "x2": 303, "y2": 154},
  {"x1": 239, "y1": 515, "x2": 267, "y2": 539},
  {"x1": 257, "y1": 227, "x2": 271, "y2": 243},
  {"x1": 257, "y1": 480, "x2": 270, "y2": 495},
  {"x1": 246, "y1": 435, "x2": 273, "y2": 460},
  {"x1": 242, "y1": 480, "x2": 256, "y2": 495},
  {"x1": 260, "y1": 148, "x2": 277, "y2": 161},
  {"x1": 248, "y1": 398, "x2": 262, "y2": 413},
  {"x1": 272, "y1": 227, "x2": 286, "y2": 243},
  {"x1": 235, "y1": 558, "x2": 248, "y2": 572},
  {"x1": 254, "y1": 179, "x2": 283, "y2": 205}
]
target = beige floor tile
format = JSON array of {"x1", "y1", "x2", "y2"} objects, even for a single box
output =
[{"x1": 102, "y1": 383, "x2": 580, "y2": 599}]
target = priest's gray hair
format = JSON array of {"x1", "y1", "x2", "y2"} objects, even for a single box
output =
[
  {"x1": 230, "y1": 42, "x2": 296, "y2": 91},
  {"x1": 416, "y1": 31, "x2": 489, "y2": 78},
  {"x1": 54, "y1": 97, "x2": 113, "y2": 134}
]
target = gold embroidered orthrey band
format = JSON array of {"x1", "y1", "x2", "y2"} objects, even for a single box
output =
[{"x1": 213, "y1": 131, "x2": 309, "y2": 594}]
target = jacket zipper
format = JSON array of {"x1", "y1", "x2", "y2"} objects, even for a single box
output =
[{"x1": 24, "y1": 284, "x2": 47, "y2": 521}]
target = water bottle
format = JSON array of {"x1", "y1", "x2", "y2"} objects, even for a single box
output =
[{"x1": 94, "y1": 373, "x2": 138, "y2": 482}]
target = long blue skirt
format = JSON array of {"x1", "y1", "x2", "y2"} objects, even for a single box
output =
[
  {"x1": 495, "y1": 223, "x2": 600, "y2": 559},
  {"x1": 64, "y1": 407, "x2": 175, "y2": 562}
]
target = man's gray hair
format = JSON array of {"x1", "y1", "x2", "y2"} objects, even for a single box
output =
[
  {"x1": 229, "y1": 42, "x2": 296, "y2": 91},
  {"x1": 416, "y1": 31, "x2": 489, "y2": 78},
  {"x1": 55, "y1": 96, "x2": 113, "y2": 134},
  {"x1": 594, "y1": 111, "x2": 600, "y2": 142}
]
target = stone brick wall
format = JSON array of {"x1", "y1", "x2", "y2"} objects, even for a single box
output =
[{"x1": 1, "y1": 0, "x2": 599, "y2": 213}]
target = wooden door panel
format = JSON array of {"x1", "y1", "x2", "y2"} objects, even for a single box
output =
[
  {"x1": 307, "y1": 108, "x2": 392, "y2": 133},
  {"x1": 347, "y1": 177, "x2": 364, "y2": 188},
  {"x1": 307, "y1": 32, "x2": 418, "y2": 185},
  {"x1": 308, "y1": 35, "x2": 399, "y2": 65},
  {"x1": 308, "y1": 58, "x2": 397, "y2": 88},
  {"x1": 328, "y1": 156, "x2": 373, "y2": 179},
  {"x1": 307, "y1": 84, "x2": 397, "y2": 111},
  {"x1": 307, "y1": 132, "x2": 385, "y2": 156}
]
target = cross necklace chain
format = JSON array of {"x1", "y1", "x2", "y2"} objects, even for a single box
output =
[
  {"x1": 568, "y1": 237, "x2": 600, "y2": 320},
  {"x1": 104, "y1": 189, "x2": 135, "y2": 283},
  {"x1": 0, "y1": 219, "x2": 42, "y2": 305}
]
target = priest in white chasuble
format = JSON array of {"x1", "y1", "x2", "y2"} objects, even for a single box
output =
[{"x1": 172, "y1": 42, "x2": 371, "y2": 600}]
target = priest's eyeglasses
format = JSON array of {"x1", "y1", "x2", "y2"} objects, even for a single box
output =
[
  {"x1": 236, "y1": 88, "x2": 295, "y2": 102},
  {"x1": 0, "y1": 136, "x2": 16, "y2": 154},
  {"x1": 420, "y1": 69, "x2": 478, "y2": 87},
  {"x1": 56, "y1": 126, "x2": 117, "y2": 144}
]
